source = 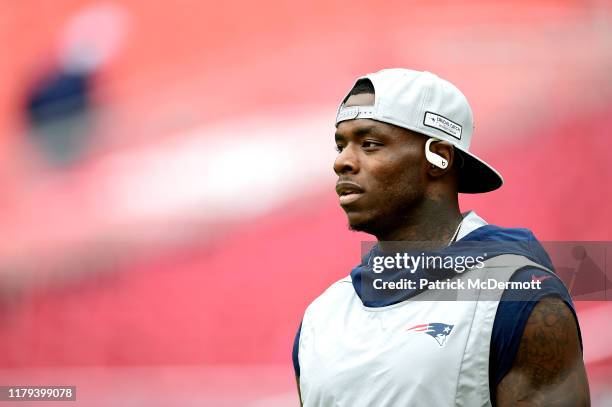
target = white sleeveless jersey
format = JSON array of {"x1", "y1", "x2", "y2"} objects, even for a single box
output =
[{"x1": 297, "y1": 213, "x2": 551, "y2": 407}]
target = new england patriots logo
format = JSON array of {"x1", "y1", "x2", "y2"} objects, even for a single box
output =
[{"x1": 407, "y1": 323, "x2": 454, "y2": 347}]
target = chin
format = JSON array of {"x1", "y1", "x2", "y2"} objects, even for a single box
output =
[{"x1": 346, "y1": 213, "x2": 379, "y2": 236}]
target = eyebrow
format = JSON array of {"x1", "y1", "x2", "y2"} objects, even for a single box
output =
[{"x1": 335, "y1": 125, "x2": 381, "y2": 142}]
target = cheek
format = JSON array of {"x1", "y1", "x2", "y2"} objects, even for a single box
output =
[
  {"x1": 369, "y1": 155, "x2": 424, "y2": 197},
  {"x1": 382, "y1": 172, "x2": 424, "y2": 206}
]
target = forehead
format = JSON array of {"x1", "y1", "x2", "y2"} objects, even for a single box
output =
[
  {"x1": 335, "y1": 119, "x2": 387, "y2": 139},
  {"x1": 335, "y1": 118, "x2": 423, "y2": 147}
]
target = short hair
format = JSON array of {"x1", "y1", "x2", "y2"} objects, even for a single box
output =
[{"x1": 346, "y1": 78, "x2": 374, "y2": 98}]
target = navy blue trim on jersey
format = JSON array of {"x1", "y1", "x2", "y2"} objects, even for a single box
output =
[
  {"x1": 350, "y1": 225, "x2": 555, "y2": 307},
  {"x1": 489, "y1": 267, "x2": 582, "y2": 402},
  {"x1": 292, "y1": 321, "x2": 302, "y2": 378}
]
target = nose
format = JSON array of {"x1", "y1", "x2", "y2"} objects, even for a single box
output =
[{"x1": 333, "y1": 145, "x2": 359, "y2": 175}]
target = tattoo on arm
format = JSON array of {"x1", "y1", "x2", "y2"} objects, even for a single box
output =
[{"x1": 496, "y1": 297, "x2": 590, "y2": 406}]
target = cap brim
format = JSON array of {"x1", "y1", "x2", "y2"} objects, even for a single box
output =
[{"x1": 455, "y1": 147, "x2": 503, "y2": 193}]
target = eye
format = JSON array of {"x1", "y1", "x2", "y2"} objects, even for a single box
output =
[
  {"x1": 335, "y1": 144, "x2": 344, "y2": 153},
  {"x1": 362, "y1": 140, "x2": 382, "y2": 149}
]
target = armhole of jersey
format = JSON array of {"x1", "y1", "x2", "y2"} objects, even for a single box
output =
[
  {"x1": 490, "y1": 266, "x2": 581, "y2": 403},
  {"x1": 292, "y1": 321, "x2": 302, "y2": 378},
  {"x1": 292, "y1": 276, "x2": 351, "y2": 380}
]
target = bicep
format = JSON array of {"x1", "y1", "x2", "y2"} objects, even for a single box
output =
[{"x1": 495, "y1": 297, "x2": 590, "y2": 406}]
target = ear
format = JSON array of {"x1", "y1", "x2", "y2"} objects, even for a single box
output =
[{"x1": 426, "y1": 140, "x2": 455, "y2": 177}]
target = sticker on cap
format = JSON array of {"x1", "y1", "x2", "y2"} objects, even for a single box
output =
[{"x1": 423, "y1": 111, "x2": 462, "y2": 139}]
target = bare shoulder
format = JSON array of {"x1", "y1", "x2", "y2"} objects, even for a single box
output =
[{"x1": 496, "y1": 296, "x2": 590, "y2": 406}]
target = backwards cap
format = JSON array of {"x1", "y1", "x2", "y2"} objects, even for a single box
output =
[{"x1": 336, "y1": 68, "x2": 503, "y2": 193}]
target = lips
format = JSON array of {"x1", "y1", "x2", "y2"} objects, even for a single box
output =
[{"x1": 336, "y1": 180, "x2": 365, "y2": 205}]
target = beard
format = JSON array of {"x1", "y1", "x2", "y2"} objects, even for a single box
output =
[
  {"x1": 346, "y1": 198, "x2": 422, "y2": 239},
  {"x1": 344, "y1": 172, "x2": 426, "y2": 239}
]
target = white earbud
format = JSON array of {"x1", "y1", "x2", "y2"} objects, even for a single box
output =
[{"x1": 425, "y1": 138, "x2": 448, "y2": 169}]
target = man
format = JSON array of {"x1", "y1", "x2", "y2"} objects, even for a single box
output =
[{"x1": 293, "y1": 69, "x2": 589, "y2": 406}]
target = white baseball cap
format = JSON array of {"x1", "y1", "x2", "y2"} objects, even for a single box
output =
[{"x1": 335, "y1": 68, "x2": 503, "y2": 193}]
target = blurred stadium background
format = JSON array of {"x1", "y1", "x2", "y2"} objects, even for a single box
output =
[{"x1": 1, "y1": 0, "x2": 611, "y2": 406}]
